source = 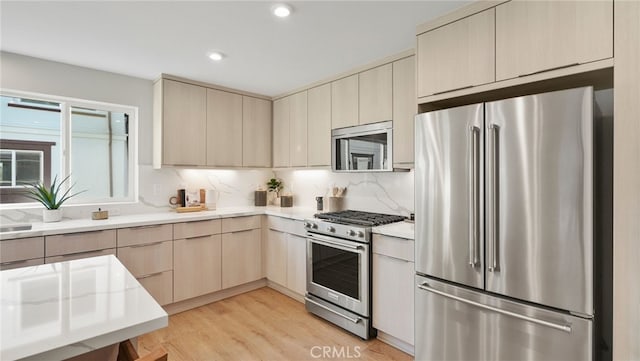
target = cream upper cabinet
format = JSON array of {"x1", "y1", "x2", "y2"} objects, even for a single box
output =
[
  {"x1": 160, "y1": 79, "x2": 207, "y2": 166},
  {"x1": 417, "y1": 8, "x2": 495, "y2": 97},
  {"x1": 495, "y1": 0, "x2": 613, "y2": 81},
  {"x1": 331, "y1": 74, "x2": 359, "y2": 129},
  {"x1": 359, "y1": 63, "x2": 392, "y2": 125},
  {"x1": 206, "y1": 88, "x2": 243, "y2": 167},
  {"x1": 392, "y1": 56, "x2": 416, "y2": 167},
  {"x1": 273, "y1": 97, "x2": 291, "y2": 167},
  {"x1": 307, "y1": 83, "x2": 331, "y2": 167},
  {"x1": 290, "y1": 91, "x2": 308, "y2": 167},
  {"x1": 243, "y1": 96, "x2": 272, "y2": 167}
]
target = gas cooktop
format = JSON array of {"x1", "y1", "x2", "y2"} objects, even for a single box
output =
[{"x1": 315, "y1": 210, "x2": 406, "y2": 227}]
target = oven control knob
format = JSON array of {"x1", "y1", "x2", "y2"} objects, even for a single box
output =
[
  {"x1": 304, "y1": 222, "x2": 312, "y2": 228},
  {"x1": 312, "y1": 223, "x2": 318, "y2": 229},
  {"x1": 357, "y1": 231, "x2": 365, "y2": 238},
  {"x1": 327, "y1": 226, "x2": 335, "y2": 232},
  {"x1": 348, "y1": 230, "x2": 356, "y2": 237}
]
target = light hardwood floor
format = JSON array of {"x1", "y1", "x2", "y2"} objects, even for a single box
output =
[{"x1": 138, "y1": 287, "x2": 412, "y2": 361}]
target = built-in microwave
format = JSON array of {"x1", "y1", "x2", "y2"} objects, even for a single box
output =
[{"x1": 331, "y1": 121, "x2": 393, "y2": 172}]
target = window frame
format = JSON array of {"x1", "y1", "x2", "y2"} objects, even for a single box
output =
[{"x1": 0, "y1": 88, "x2": 139, "y2": 208}]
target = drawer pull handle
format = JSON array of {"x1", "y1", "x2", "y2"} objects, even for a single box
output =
[
  {"x1": 185, "y1": 235, "x2": 212, "y2": 240},
  {"x1": 129, "y1": 241, "x2": 163, "y2": 248},
  {"x1": 1, "y1": 259, "x2": 29, "y2": 266},
  {"x1": 130, "y1": 225, "x2": 161, "y2": 230},
  {"x1": 137, "y1": 272, "x2": 164, "y2": 280}
]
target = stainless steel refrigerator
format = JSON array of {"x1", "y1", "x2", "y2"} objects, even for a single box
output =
[{"x1": 414, "y1": 87, "x2": 595, "y2": 361}]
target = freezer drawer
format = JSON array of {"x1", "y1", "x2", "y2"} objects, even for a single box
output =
[{"x1": 415, "y1": 276, "x2": 592, "y2": 361}]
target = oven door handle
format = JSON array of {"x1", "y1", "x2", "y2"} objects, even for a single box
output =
[
  {"x1": 305, "y1": 296, "x2": 362, "y2": 324},
  {"x1": 307, "y1": 234, "x2": 365, "y2": 253}
]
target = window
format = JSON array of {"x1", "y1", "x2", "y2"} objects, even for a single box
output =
[{"x1": 0, "y1": 92, "x2": 137, "y2": 206}]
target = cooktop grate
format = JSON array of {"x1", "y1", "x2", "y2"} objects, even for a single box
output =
[{"x1": 315, "y1": 210, "x2": 406, "y2": 227}]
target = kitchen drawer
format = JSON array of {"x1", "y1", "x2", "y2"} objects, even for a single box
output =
[
  {"x1": 267, "y1": 216, "x2": 306, "y2": 237},
  {"x1": 174, "y1": 219, "x2": 221, "y2": 239},
  {"x1": 372, "y1": 234, "x2": 415, "y2": 262},
  {"x1": 137, "y1": 270, "x2": 173, "y2": 306},
  {"x1": 45, "y1": 230, "x2": 117, "y2": 257},
  {"x1": 0, "y1": 237, "x2": 44, "y2": 263},
  {"x1": 117, "y1": 240, "x2": 173, "y2": 277},
  {"x1": 45, "y1": 248, "x2": 116, "y2": 264},
  {"x1": 0, "y1": 257, "x2": 44, "y2": 271},
  {"x1": 117, "y1": 224, "x2": 172, "y2": 247},
  {"x1": 222, "y1": 215, "x2": 261, "y2": 233}
]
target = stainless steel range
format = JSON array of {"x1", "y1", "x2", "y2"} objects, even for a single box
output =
[{"x1": 304, "y1": 210, "x2": 405, "y2": 339}]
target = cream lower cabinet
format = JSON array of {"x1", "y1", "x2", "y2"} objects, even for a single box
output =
[
  {"x1": 265, "y1": 229, "x2": 288, "y2": 286},
  {"x1": 117, "y1": 224, "x2": 174, "y2": 305},
  {"x1": 0, "y1": 237, "x2": 44, "y2": 270},
  {"x1": 221, "y1": 215, "x2": 262, "y2": 289},
  {"x1": 286, "y1": 234, "x2": 307, "y2": 295},
  {"x1": 173, "y1": 219, "x2": 222, "y2": 302},
  {"x1": 372, "y1": 234, "x2": 415, "y2": 348},
  {"x1": 174, "y1": 234, "x2": 222, "y2": 302},
  {"x1": 45, "y1": 230, "x2": 117, "y2": 264},
  {"x1": 266, "y1": 216, "x2": 307, "y2": 296},
  {"x1": 495, "y1": 0, "x2": 613, "y2": 81}
]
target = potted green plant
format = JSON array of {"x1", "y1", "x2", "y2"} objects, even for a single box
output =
[
  {"x1": 24, "y1": 175, "x2": 84, "y2": 222},
  {"x1": 266, "y1": 178, "x2": 283, "y2": 205}
]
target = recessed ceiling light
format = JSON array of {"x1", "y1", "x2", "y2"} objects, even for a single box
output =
[
  {"x1": 272, "y1": 4, "x2": 292, "y2": 18},
  {"x1": 208, "y1": 52, "x2": 224, "y2": 61}
]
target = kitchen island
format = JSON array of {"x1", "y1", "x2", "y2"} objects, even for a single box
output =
[{"x1": 0, "y1": 255, "x2": 168, "y2": 361}]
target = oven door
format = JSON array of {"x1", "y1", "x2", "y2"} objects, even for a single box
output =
[{"x1": 306, "y1": 233, "x2": 369, "y2": 317}]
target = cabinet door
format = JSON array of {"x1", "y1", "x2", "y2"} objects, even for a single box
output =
[
  {"x1": 273, "y1": 97, "x2": 291, "y2": 167},
  {"x1": 372, "y1": 254, "x2": 415, "y2": 345},
  {"x1": 137, "y1": 271, "x2": 173, "y2": 306},
  {"x1": 221, "y1": 229, "x2": 262, "y2": 289},
  {"x1": 206, "y1": 88, "x2": 243, "y2": 167},
  {"x1": 331, "y1": 74, "x2": 359, "y2": 129},
  {"x1": 243, "y1": 96, "x2": 272, "y2": 167},
  {"x1": 307, "y1": 84, "x2": 331, "y2": 166},
  {"x1": 265, "y1": 229, "x2": 288, "y2": 286},
  {"x1": 286, "y1": 234, "x2": 307, "y2": 295},
  {"x1": 496, "y1": 0, "x2": 613, "y2": 81},
  {"x1": 393, "y1": 56, "x2": 416, "y2": 166},
  {"x1": 359, "y1": 64, "x2": 392, "y2": 125},
  {"x1": 162, "y1": 79, "x2": 206, "y2": 166},
  {"x1": 174, "y1": 234, "x2": 222, "y2": 302},
  {"x1": 290, "y1": 91, "x2": 308, "y2": 167},
  {"x1": 417, "y1": 8, "x2": 495, "y2": 97}
]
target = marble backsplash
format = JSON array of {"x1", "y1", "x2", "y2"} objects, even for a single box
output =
[
  {"x1": 274, "y1": 169, "x2": 415, "y2": 217},
  {"x1": 0, "y1": 166, "x2": 414, "y2": 224}
]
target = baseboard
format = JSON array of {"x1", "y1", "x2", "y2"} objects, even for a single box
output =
[
  {"x1": 266, "y1": 281, "x2": 305, "y2": 303},
  {"x1": 376, "y1": 331, "x2": 415, "y2": 356},
  {"x1": 164, "y1": 278, "x2": 268, "y2": 315}
]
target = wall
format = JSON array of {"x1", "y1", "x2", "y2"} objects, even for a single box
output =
[
  {"x1": 0, "y1": 52, "x2": 414, "y2": 224},
  {"x1": 274, "y1": 169, "x2": 414, "y2": 216}
]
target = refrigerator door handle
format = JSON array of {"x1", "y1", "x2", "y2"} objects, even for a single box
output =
[
  {"x1": 488, "y1": 124, "x2": 500, "y2": 272},
  {"x1": 468, "y1": 125, "x2": 481, "y2": 267},
  {"x1": 417, "y1": 282, "x2": 572, "y2": 333}
]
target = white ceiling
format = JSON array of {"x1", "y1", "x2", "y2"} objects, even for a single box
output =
[{"x1": 0, "y1": 1, "x2": 469, "y2": 97}]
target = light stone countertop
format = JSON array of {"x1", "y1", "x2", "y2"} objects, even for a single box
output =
[
  {"x1": 0, "y1": 206, "x2": 316, "y2": 241},
  {"x1": 0, "y1": 255, "x2": 167, "y2": 361},
  {"x1": 372, "y1": 221, "x2": 415, "y2": 239}
]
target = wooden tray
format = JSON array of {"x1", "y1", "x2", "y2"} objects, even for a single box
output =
[{"x1": 176, "y1": 205, "x2": 208, "y2": 213}]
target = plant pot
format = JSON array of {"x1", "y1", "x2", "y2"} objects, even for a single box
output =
[{"x1": 43, "y1": 208, "x2": 62, "y2": 223}]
